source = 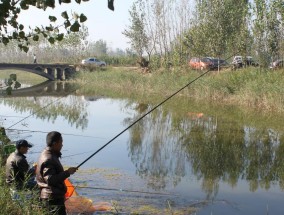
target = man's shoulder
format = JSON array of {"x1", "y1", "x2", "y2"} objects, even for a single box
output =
[
  {"x1": 38, "y1": 148, "x2": 58, "y2": 163},
  {"x1": 7, "y1": 152, "x2": 18, "y2": 160}
]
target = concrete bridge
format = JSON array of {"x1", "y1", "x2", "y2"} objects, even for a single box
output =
[{"x1": 0, "y1": 63, "x2": 76, "y2": 81}]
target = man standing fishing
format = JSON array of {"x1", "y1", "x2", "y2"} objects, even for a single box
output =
[{"x1": 36, "y1": 131, "x2": 77, "y2": 215}]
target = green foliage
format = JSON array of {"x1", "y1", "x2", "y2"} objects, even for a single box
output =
[
  {"x1": 76, "y1": 67, "x2": 284, "y2": 113},
  {"x1": 123, "y1": 0, "x2": 149, "y2": 57},
  {"x1": 4, "y1": 74, "x2": 21, "y2": 95},
  {"x1": 0, "y1": 0, "x2": 115, "y2": 52}
]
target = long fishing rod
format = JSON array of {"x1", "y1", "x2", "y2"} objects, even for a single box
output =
[
  {"x1": 68, "y1": 185, "x2": 175, "y2": 196},
  {"x1": 76, "y1": 68, "x2": 212, "y2": 168}
]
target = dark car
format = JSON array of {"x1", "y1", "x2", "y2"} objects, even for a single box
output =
[
  {"x1": 269, "y1": 59, "x2": 284, "y2": 69},
  {"x1": 208, "y1": 58, "x2": 228, "y2": 70},
  {"x1": 188, "y1": 57, "x2": 213, "y2": 70},
  {"x1": 232, "y1": 56, "x2": 258, "y2": 70}
]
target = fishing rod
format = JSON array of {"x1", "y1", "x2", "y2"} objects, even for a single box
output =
[
  {"x1": 76, "y1": 68, "x2": 212, "y2": 168},
  {"x1": 68, "y1": 185, "x2": 175, "y2": 196}
]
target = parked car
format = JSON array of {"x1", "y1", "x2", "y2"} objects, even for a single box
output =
[
  {"x1": 188, "y1": 57, "x2": 213, "y2": 70},
  {"x1": 207, "y1": 58, "x2": 228, "y2": 70},
  {"x1": 269, "y1": 59, "x2": 284, "y2": 69},
  {"x1": 81, "y1": 57, "x2": 106, "y2": 67},
  {"x1": 232, "y1": 56, "x2": 258, "y2": 70}
]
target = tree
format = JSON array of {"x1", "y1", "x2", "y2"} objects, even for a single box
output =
[
  {"x1": 0, "y1": 0, "x2": 114, "y2": 52},
  {"x1": 123, "y1": 0, "x2": 149, "y2": 58},
  {"x1": 184, "y1": 0, "x2": 250, "y2": 59}
]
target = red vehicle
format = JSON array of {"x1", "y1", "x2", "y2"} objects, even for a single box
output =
[{"x1": 189, "y1": 57, "x2": 213, "y2": 70}]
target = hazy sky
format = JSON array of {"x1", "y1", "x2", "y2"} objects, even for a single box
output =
[{"x1": 18, "y1": 1, "x2": 132, "y2": 50}]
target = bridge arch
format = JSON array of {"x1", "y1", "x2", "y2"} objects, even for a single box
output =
[{"x1": 0, "y1": 63, "x2": 76, "y2": 80}]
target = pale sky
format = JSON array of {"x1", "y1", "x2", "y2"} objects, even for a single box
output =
[{"x1": 18, "y1": 0, "x2": 133, "y2": 50}]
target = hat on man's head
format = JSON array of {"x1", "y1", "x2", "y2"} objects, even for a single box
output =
[{"x1": 16, "y1": 139, "x2": 33, "y2": 149}]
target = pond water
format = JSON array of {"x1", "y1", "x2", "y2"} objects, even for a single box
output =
[{"x1": 1, "y1": 81, "x2": 284, "y2": 214}]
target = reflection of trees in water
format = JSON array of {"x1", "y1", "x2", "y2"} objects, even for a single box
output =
[
  {"x1": 126, "y1": 102, "x2": 284, "y2": 198},
  {"x1": 1, "y1": 95, "x2": 88, "y2": 129},
  {"x1": 125, "y1": 104, "x2": 188, "y2": 190}
]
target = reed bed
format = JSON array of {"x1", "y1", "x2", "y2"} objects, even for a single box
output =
[{"x1": 75, "y1": 67, "x2": 284, "y2": 113}]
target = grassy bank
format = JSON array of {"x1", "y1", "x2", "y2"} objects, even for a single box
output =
[
  {"x1": 0, "y1": 163, "x2": 46, "y2": 215},
  {"x1": 74, "y1": 67, "x2": 284, "y2": 113}
]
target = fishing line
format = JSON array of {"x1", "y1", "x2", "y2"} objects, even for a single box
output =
[
  {"x1": 63, "y1": 151, "x2": 95, "y2": 158},
  {"x1": 67, "y1": 185, "x2": 175, "y2": 196},
  {"x1": 6, "y1": 128, "x2": 105, "y2": 139},
  {"x1": 76, "y1": 69, "x2": 212, "y2": 168},
  {"x1": 6, "y1": 80, "x2": 93, "y2": 129},
  {"x1": 76, "y1": 52, "x2": 241, "y2": 168},
  {"x1": 0, "y1": 115, "x2": 25, "y2": 118}
]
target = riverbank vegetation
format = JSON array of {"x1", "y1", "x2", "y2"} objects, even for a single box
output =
[
  {"x1": 0, "y1": 163, "x2": 46, "y2": 215},
  {"x1": 75, "y1": 66, "x2": 284, "y2": 114}
]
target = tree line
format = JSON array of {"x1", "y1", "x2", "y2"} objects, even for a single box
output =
[{"x1": 123, "y1": 0, "x2": 284, "y2": 68}]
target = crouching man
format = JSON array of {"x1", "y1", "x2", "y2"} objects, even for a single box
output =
[{"x1": 6, "y1": 139, "x2": 36, "y2": 191}]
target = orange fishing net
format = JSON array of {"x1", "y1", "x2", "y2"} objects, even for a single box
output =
[{"x1": 64, "y1": 179, "x2": 112, "y2": 214}]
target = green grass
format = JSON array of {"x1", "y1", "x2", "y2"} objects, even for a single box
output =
[
  {"x1": 0, "y1": 159, "x2": 47, "y2": 215},
  {"x1": 74, "y1": 66, "x2": 284, "y2": 113}
]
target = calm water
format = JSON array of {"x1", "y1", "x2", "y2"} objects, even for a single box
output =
[{"x1": 1, "y1": 81, "x2": 284, "y2": 214}]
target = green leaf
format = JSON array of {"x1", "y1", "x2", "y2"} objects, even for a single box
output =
[
  {"x1": 45, "y1": 0, "x2": 55, "y2": 8},
  {"x1": 56, "y1": 33, "x2": 64, "y2": 41},
  {"x1": 20, "y1": 1, "x2": 29, "y2": 10},
  {"x1": 19, "y1": 24, "x2": 24, "y2": 30},
  {"x1": 35, "y1": 27, "x2": 41, "y2": 33},
  {"x1": 49, "y1": 16, "x2": 57, "y2": 22},
  {"x1": 61, "y1": 11, "x2": 69, "y2": 19},
  {"x1": 79, "y1": 14, "x2": 87, "y2": 23},
  {"x1": 14, "y1": 81, "x2": 21, "y2": 89},
  {"x1": 12, "y1": 32, "x2": 18, "y2": 39},
  {"x1": 108, "y1": 0, "x2": 114, "y2": 11},
  {"x1": 10, "y1": 74, "x2": 17, "y2": 81},
  {"x1": 64, "y1": 20, "x2": 71, "y2": 28},
  {"x1": 6, "y1": 79, "x2": 12, "y2": 86},
  {"x1": 45, "y1": 26, "x2": 53, "y2": 31},
  {"x1": 19, "y1": 31, "x2": 25, "y2": 38},
  {"x1": 70, "y1": 21, "x2": 80, "y2": 32},
  {"x1": 42, "y1": 32, "x2": 48, "y2": 38},
  {"x1": 2, "y1": 37, "x2": 9, "y2": 45},
  {"x1": 6, "y1": 87, "x2": 12, "y2": 95},
  {"x1": 48, "y1": 37, "x2": 55, "y2": 44},
  {"x1": 22, "y1": 46, "x2": 29, "y2": 53},
  {"x1": 33, "y1": 34, "x2": 39, "y2": 41}
]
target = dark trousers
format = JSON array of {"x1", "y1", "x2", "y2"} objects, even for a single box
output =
[{"x1": 41, "y1": 198, "x2": 66, "y2": 215}]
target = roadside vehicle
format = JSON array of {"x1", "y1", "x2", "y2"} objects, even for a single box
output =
[
  {"x1": 269, "y1": 59, "x2": 284, "y2": 69},
  {"x1": 81, "y1": 58, "x2": 106, "y2": 67},
  {"x1": 208, "y1": 58, "x2": 228, "y2": 70},
  {"x1": 232, "y1": 56, "x2": 258, "y2": 70},
  {"x1": 188, "y1": 57, "x2": 213, "y2": 70}
]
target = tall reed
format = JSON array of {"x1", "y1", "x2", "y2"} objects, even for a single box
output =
[{"x1": 75, "y1": 67, "x2": 284, "y2": 113}]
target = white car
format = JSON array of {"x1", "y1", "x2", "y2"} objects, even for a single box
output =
[{"x1": 81, "y1": 58, "x2": 106, "y2": 67}]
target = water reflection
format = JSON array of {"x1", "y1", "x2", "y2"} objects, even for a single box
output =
[
  {"x1": 0, "y1": 81, "x2": 77, "y2": 97},
  {"x1": 125, "y1": 102, "x2": 284, "y2": 200},
  {"x1": 0, "y1": 81, "x2": 90, "y2": 129},
  {"x1": 1, "y1": 88, "x2": 284, "y2": 214}
]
